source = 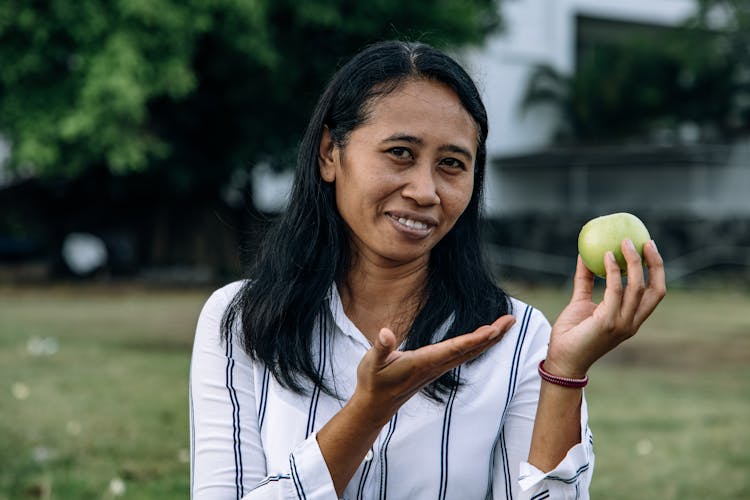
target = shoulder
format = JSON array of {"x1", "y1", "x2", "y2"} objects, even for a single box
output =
[
  {"x1": 207, "y1": 279, "x2": 248, "y2": 305},
  {"x1": 199, "y1": 280, "x2": 247, "y2": 318},
  {"x1": 194, "y1": 280, "x2": 249, "y2": 344},
  {"x1": 192, "y1": 281, "x2": 258, "y2": 372},
  {"x1": 503, "y1": 295, "x2": 553, "y2": 350},
  {"x1": 508, "y1": 296, "x2": 551, "y2": 329}
]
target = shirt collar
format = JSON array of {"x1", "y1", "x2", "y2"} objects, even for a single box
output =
[{"x1": 327, "y1": 283, "x2": 373, "y2": 350}]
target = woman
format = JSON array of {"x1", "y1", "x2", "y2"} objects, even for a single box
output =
[{"x1": 190, "y1": 41, "x2": 665, "y2": 499}]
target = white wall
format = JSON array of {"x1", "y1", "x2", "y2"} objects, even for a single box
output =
[
  {"x1": 459, "y1": 0, "x2": 696, "y2": 215},
  {"x1": 461, "y1": 0, "x2": 696, "y2": 158}
]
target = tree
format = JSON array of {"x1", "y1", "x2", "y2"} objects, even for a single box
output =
[
  {"x1": 521, "y1": 1, "x2": 749, "y2": 145},
  {"x1": 0, "y1": 0, "x2": 502, "y2": 276},
  {"x1": 688, "y1": 0, "x2": 750, "y2": 135},
  {"x1": 0, "y1": 0, "x2": 502, "y2": 197}
]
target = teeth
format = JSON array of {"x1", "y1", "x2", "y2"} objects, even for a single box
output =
[{"x1": 396, "y1": 217, "x2": 428, "y2": 230}]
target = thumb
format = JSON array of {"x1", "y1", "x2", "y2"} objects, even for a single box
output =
[
  {"x1": 570, "y1": 255, "x2": 595, "y2": 303},
  {"x1": 371, "y1": 327, "x2": 397, "y2": 364}
]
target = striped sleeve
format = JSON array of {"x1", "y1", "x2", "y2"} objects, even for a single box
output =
[
  {"x1": 190, "y1": 284, "x2": 337, "y2": 499},
  {"x1": 492, "y1": 307, "x2": 595, "y2": 500}
]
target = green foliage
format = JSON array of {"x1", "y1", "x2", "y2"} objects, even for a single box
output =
[
  {"x1": 522, "y1": 1, "x2": 749, "y2": 144},
  {"x1": 523, "y1": 41, "x2": 734, "y2": 143},
  {"x1": 689, "y1": 0, "x2": 750, "y2": 132},
  {"x1": 0, "y1": 0, "x2": 500, "y2": 194}
]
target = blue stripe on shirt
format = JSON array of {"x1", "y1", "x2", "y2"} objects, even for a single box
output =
[
  {"x1": 485, "y1": 305, "x2": 533, "y2": 499},
  {"x1": 499, "y1": 430, "x2": 511, "y2": 499},
  {"x1": 438, "y1": 366, "x2": 461, "y2": 500},
  {"x1": 506, "y1": 305, "x2": 533, "y2": 404},
  {"x1": 289, "y1": 453, "x2": 307, "y2": 500},
  {"x1": 305, "y1": 321, "x2": 327, "y2": 438},
  {"x1": 357, "y1": 451, "x2": 374, "y2": 500},
  {"x1": 502, "y1": 305, "x2": 533, "y2": 498},
  {"x1": 225, "y1": 332, "x2": 243, "y2": 499},
  {"x1": 530, "y1": 489, "x2": 550, "y2": 500},
  {"x1": 547, "y1": 463, "x2": 590, "y2": 484},
  {"x1": 258, "y1": 367, "x2": 270, "y2": 431},
  {"x1": 379, "y1": 413, "x2": 398, "y2": 500},
  {"x1": 305, "y1": 382, "x2": 321, "y2": 438}
]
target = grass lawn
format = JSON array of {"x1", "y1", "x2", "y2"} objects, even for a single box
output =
[{"x1": 1, "y1": 282, "x2": 748, "y2": 499}]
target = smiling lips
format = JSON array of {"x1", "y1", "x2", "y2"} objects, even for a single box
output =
[
  {"x1": 395, "y1": 216, "x2": 428, "y2": 230},
  {"x1": 386, "y1": 212, "x2": 438, "y2": 238}
]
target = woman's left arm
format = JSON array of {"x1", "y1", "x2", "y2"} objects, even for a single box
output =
[{"x1": 528, "y1": 239, "x2": 666, "y2": 476}]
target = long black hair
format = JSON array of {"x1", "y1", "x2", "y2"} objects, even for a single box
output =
[{"x1": 222, "y1": 40, "x2": 510, "y2": 402}]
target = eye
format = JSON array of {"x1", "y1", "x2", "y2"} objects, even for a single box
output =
[
  {"x1": 440, "y1": 157, "x2": 466, "y2": 171},
  {"x1": 388, "y1": 147, "x2": 413, "y2": 161}
]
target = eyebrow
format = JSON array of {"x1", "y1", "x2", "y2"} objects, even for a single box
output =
[{"x1": 382, "y1": 133, "x2": 474, "y2": 161}]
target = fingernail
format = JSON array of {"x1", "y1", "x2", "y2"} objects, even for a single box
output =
[
  {"x1": 489, "y1": 327, "x2": 502, "y2": 340},
  {"x1": 626, "y1": 238, "x2": 635, "y2": 251},
  {"x1": 607, "y1": 251, "x2": 616, "y2": 263},
  {"x1": 650, "y1": 239, "x2": 659, "y2": 253}
]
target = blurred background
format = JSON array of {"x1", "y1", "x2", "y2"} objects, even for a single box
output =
[{"x1": 1, "y1": 0, "x2": 748, "y2": 498}]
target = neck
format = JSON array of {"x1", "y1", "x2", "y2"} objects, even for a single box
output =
[{"x1": 339, "y1": 253, "x2": 429, "y2": 345}]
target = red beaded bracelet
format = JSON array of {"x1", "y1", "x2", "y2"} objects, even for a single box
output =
[{"x1": 538, "y1": 360, "x2": 589, "y2": 388}]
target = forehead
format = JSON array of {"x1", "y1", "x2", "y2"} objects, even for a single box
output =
[{"x1": 360, "y1": 79, "x2": 479, "y2": 149}]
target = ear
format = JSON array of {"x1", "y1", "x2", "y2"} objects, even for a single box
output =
[{"x1": 318, "y1": 125, "x2": 337, "y2": 183}]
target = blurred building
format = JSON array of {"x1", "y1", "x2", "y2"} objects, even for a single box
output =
[
  {"x1": 2, "y1": 0, "x2": 748, "y2": 283},
  {"x1": 464, "y1": 0, "x2": 696, "y2": 159},
  {"x1": 459, "y1": 0, "x2": 750, "y2": 281}
]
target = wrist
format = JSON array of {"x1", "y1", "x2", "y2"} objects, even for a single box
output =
[
  {"x1": 540, "y1": 356, "x2": 588, "y2": 380},
  {"x1": 538, "y1": 359, "x2": 588, "y2": 388},
  {"x1": 348, "y1": 390, "x2": 395, "y2": 429}
]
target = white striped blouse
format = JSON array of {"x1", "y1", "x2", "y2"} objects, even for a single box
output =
[{"x1": 190, "y1": 282, "x2": 594, "y2": 499}]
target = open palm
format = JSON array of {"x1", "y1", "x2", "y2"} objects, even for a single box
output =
[
  {"x1": 354, "y1": 314, "x2": 516, "y2": 420},
  {"x1": 545, "y1": 240, "x2": 666, "y2": 378}
]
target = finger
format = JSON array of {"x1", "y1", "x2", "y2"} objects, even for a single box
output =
[
  {"x1": 643, "y1": 239, "x2": 666, "y2": 291},
  {"x1": 419, "y1": 315, "x2": 516, "y2": 369},
  {"x1": 371, "y1": 328, "x2": 398, "y2": 366},
  {"x1": 489, "y1": 314, "x2": 517, "y2": 337},
  {"x1": 456, "y1": 317, "x2": 516, "y2": 358},
  {"x1": 620, "y1": 238, "x2": 646, "y2": 321},
  {"x1": 456, "y1": 315, "x2": 516, "y2": 353},
  {"x1": 404, "y1": 317, "x2": 516, "y2": 389},
  {"x1": 634, "y1": 240, "x2": 667, "y2": 326},
  {"x1": 599, "y1": 251, "x2": 624, "y2": 323},
  {"x1": 570, "y1": 255, "x2": 595, "y2": 303}
]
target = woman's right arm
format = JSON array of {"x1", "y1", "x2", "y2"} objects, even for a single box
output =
[{"x1": 317, "y1": 316, "x2": 517, "y2": 497}]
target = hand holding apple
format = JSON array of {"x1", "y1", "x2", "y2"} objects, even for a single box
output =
[
  {"x1": 544, "y1": 224, "x2": 666, "y2": 380},
  {"x1": 578, "y1": 212, "x2": 651, "y2": 278}
]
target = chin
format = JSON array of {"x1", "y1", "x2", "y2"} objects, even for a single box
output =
[{"x1": 380, "y1": 245, "x2": 433, "y2": 265}]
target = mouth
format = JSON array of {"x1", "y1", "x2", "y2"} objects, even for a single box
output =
[
  {"x1": 391, "y1": 215, "x2": 429, "y2": 230},
  {"x1": 385, "y1": 211, "x2": 438, "y2": 239}
]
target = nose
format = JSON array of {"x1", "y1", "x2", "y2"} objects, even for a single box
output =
[{"x1": 401, "y1": 163, "x2": 440, "y2": 206}]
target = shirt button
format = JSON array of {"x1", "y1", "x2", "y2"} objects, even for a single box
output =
[{"x1": 364, "y1": 449, "x2": 374, "y2": 461}]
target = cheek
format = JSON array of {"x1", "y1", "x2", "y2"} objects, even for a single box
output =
[
  {"x1": 334, "y1": 172, "x2": 385, "y2": 221},
  {"x1": 442, "y1": 177, "x2": 475, "y2": 220},
  {"x1": 347, "y1": 170, "x2": 400, "y2": 208},
  {"x1": 334, "y1": 187, "x2": 360, "y2": 223}
]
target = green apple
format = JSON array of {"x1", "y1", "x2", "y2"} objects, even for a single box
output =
[{"x1": 578, "y1": 212, "x2": 651, "y2": 277}]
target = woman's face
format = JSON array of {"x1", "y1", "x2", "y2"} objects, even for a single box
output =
[{"x1": 319, "y1": 78, "x2": 478, "y2": 267}]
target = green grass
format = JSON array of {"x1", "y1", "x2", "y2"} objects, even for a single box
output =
[
  {"x1": 1, "y1": 283, "x2": 749, "y2": 499},
  {"x1": 0, "y1": 285, "x2": 206, "y2": 499},
  {"x1": 510, "y1": 282, "x2": 750, "y2": 499}
]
